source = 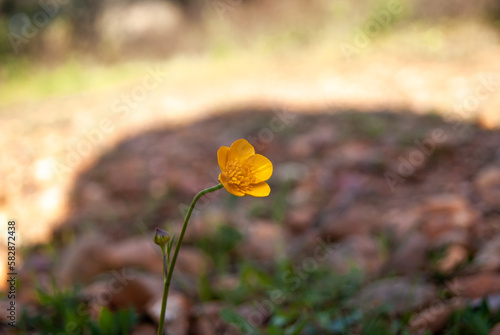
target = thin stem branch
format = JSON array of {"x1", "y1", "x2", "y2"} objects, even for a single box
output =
[
  {"x1": 157, "y1": 183, "x2": 223, "y2": 335},
  {"x1": 163, "y1": 253, "x2": 168, "y2": 279}
]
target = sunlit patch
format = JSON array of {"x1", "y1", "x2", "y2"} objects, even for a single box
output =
[
  {"x1": 0, "y1": 213, "x2": 7, "y2": 290},
  {"x1": 34, "y1": 158, "x2": 55, "y2": 182},
  {"x1": 38, "y1": 187, "x2": 62, "y2": 212}
]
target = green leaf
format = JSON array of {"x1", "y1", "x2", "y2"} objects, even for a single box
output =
[
  {"x1": 98, "y1": 307, "x2": 116, "y2": 334},
  {"x1": 117, "y1": 308, "x2": 138, "y2": 334},
  {"x1": 285, "y1": 315, "x2": 308, "y2": 335},
  {"x1": 267, "y1": 325, "x2": 285, "y2": 335},
  {"x1": 220, "y1": 307, "x2": 259, "y2": 335}
]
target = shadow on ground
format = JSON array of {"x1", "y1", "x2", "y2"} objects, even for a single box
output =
[
  {"x1": 57, "y1": 108, "x2": 500, "y2": 241},
  {"x1": 21, "y1": 108, "x2": 500, "y2": 334}
]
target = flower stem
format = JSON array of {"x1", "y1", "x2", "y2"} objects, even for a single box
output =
[{"x1": 157, "y1": 183, "x2": 223, "y2": 335}]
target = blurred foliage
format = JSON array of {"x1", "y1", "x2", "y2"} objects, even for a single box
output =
[
  {"x1": 213, "y1": 259, "x2": 409, "y2": 334},
  {"x1": 194, "y1": 220, "x2": 500, "y2": 334},
  {"x1": 444, "y1": 299, "x2": 500, "y2": 335},
  {"x1": 1, "y1": 0, "x2": 499, "y2": 61},
  {"x1": 193, "y1": 221, "x2": 409, "y2": 334},
  {"x1": 20, "y1": 281, "x2": 138, "y2": 334},
  {"x1": 1, "y1": 0, "x2": 499, "y2": 106},
  {"x1": 0, "y1": 57, "x2": 149, "y2": 106},
  {"x1": 17, "y1": 230, "x2": 500, "y2": 334},
  {"x1": 198, "y1": 224, "x2": 243, "y2": 272}
]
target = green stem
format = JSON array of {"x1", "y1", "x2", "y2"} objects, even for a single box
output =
[
  {"x1": 163, "y1": 253, "x2": 169, "y2": 279},
  {"x1": 157, "y1": 183, "x2": 223, "y2": 335},
  {"x1": 157, "y1": 250, "x2": 168, "y2": 334}
]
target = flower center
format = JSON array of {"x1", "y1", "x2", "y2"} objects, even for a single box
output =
[{"x1": 227, "y1": 159, "x2": 256, "y2": 191}]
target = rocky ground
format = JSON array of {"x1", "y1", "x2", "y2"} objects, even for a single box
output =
[{"x1": 11, "y1": 108, "x2": 500, "y2": 334}]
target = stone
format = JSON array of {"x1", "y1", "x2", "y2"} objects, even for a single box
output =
[
  {"x1": 192, "y1": 309, "x2": 219, "y2": 335},
  {"x1": 106, "y1": 237, "x2": 163, "y2": 275},
  {"x1": 329, "y1": 141, "x2": 381, "y2": 168},
  {"x1": 381, "y1": 208, "x2": 421, "y2": 242},
  {"x1": 385, "y1": 232, "x2": 429, "y2": 276},
  {"x1": 409, "y1": 298, "x2": 466, "y2": 334},
  {"x1": 61, "y1": 234, "x2": 211, "y2": 286},
  {"x1": 182, "y1": 207, "x2": 226, "y2": 243},
  {"x1": 104, "y1": 156, "x2": 148, "y2": 196},
  {"x1": 97, "y1": 1, "x2": 184, "y2": 57},
  {"x1": 471, "y1": 216, "x2": 500, "y2": 244},
  {"x1": 176, "y1": 247, "x2": 211, "y2": 277},
  {"x1": 470, "y1": 293, "x2": 500, "y2": 313},
  {"x1": 436, "y1": 244, "x2": 468, "y2": 274},
  {"x1": 131, "y1": 324, "x2": 157, "y2": 335},
  {"x1": 327, "y1": 235, "x2": 383, "y2": 276},
  {"x1": 488, "y1": 293, "x2": 500, "y2": 312},
  {"x1": 239, "y1": 221, "x2": 285, "y2": 260},
  {"x1": 80, "y1": 182, "x2": 109, "y2": 207},
  {"x1": 57, "y1": 233, "x2": 113, "y2": 285},
  {"x1": 490, "y1": 323, "x2": 500, "y2": 335},
  {"x1": 430, "y1": 229, "x2": 469, "y2": 249},
  {"x1": 351, "y1": 277, "x2": 438, "y2": 315},
  {"x1": 320, "y1": 205, "x2": 380, "y2": 241},
  {"x1": 285, "y1": 205, "x2": 317, "y2": 233},
  {"x1": 475, "y1": 165, "x2": 500, "y2": 210},
  {"x1": 473, "y1": 235, "x2": 500, "y2": 272},
  {"x1": 191, "y1": 302, "x2": 237, "y2": 335},
  {"x1": 83, "y1": 274, "x2": 162, "y2": 317},
  {"x1": 448, "y1": 273, "x2": 500, "y2": 298},
  {"x1": 419, "y1": 194, "x2": 478, "y2": 241},
  {"x1": 213, "y1": 274, "x2": 240, "y2": 292},
  {"x1": 289, "y1": 125, "x2": 337, "y2": 159},
  {"x1": 192, "y1": 317, "x2": 217, "y2": 335},
  {"x1": 147, "y1": 291, "x2": 190, "y2": 335},
  {"x1": 237, "y1": 304, "x2": 269, "y2": 328}
]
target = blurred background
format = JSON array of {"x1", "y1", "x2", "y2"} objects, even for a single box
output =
[{"x1": 2, "y1": 0, "x2": 500, "y2": 333}]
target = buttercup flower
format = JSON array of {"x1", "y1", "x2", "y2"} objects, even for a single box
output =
[{"x1": 218, "y1": 139, "x2": 273, "y2": 197}]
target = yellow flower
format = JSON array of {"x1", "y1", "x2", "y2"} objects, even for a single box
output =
[{"x1": 218, "y1": 139, "x2": 273, "y2": 197}]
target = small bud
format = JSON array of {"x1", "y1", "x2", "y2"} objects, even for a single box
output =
[{"x1": 154, "y1": 228, "x2": 170, "y2": 249}]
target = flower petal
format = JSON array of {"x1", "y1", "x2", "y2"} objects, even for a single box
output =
[
  {"x1": 219, "y1": 173, "x2": 245, "y2": 197},
  {"x1": 228, "y1": 139, "x2": 255, "y2": 163},
  {"x1": 217, "y1": 146, "x2": 230, "y2": 172},
  {"x1": 246, "y1": 182, "x2": 271, "y2": 197},
  {"x1": 245, "y1": 154, "x2": 273, "y2": 182}
]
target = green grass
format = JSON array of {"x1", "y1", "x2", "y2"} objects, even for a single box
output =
[
  {"x1": 20, "y1": 281, "x2": 138, "y2": 334},
  {"x1": 210, "y1": 259, "x2": 410, "y2": 334},
  {"x1": 18, "y1": 218, "x2": 500, "y2": 334},
  {"x1": 444, "y1": 300, "x2": 500, "y2": 335},
  {"x1": 0, "y1": 57, "x2": 148, "y2": 107},
  {"x1": 191, "y1": 219, "x2": 500, "y2": 334}
]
